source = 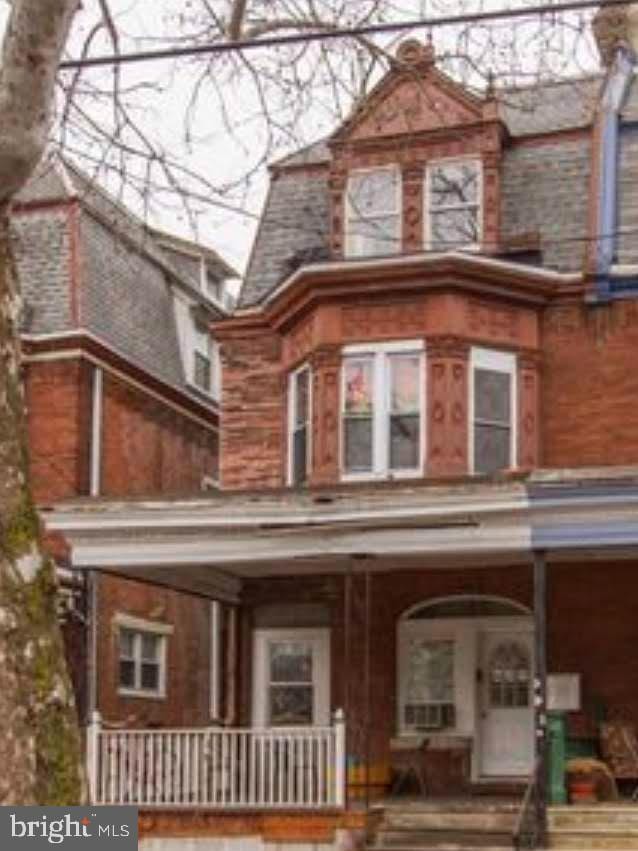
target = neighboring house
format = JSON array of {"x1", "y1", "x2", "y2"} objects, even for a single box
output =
[
  {"x1": 41, "y1": 7, "x2": 638, "y2": 851},
  {"x1": 14, "y1": 154, "x2": 237, "y2": 727}
]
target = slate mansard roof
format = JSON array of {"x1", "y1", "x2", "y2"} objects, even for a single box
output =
[
  {"x1": 13, "y1": 156, "x2": 237, "y2": 406},
  {"x1": 239, "y1": 74, "x2": 604, "y2": 308}
]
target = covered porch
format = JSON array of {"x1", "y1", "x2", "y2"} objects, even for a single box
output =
[{"x1": 44, "y1": 468, "x2": 638, "y2": 829}]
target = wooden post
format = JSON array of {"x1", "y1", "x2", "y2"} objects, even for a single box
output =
[
  {"x1": 343, "y1": 569, "x2": 352, "y2": 808},
  {"x1": 334, "y1": 708, "x2": 346, "y2": 808},
  {"x1": 364, "y1": 570, "x2": 372, "y2": 811},
  {"x1": 86, "y1": 710, "x2": 102, "y2": 804},
  {"x1": 533, "y1": 550, "x2": 548, "y2": 844}
]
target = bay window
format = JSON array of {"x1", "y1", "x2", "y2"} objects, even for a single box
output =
[
  {"x1": 288, "y1": 364, "x2": 311, "y2": 486},
  {"x1": 426, "y1": 159, "x2": 481, "y2": 250},
  {"x1": 345, "y1": 167, "x2": 401, "y2": 257},
  {"x1": 342, "y1": 341, "x2": 424, "y2": 479},
  {"x1": 470, "y1": 348, "x2": 517, "y2": 475}
]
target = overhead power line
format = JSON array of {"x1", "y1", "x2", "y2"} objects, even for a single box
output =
[{"x1": 60, "y1": 0, "x2": 630, "y2": 71}]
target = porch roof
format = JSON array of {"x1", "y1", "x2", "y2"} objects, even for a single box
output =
[{"x1": 42, "y1": 467, "x2": 638, "y2": 601}]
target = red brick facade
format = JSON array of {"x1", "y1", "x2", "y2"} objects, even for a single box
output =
[
  {"x1": 241, "y1": 559, "x2": 638, "y2": 791},
  {"x1": 96, "y1": 573, "x2": 213, "y2": 728}
]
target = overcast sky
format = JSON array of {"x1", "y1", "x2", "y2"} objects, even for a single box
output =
[{"x1": 1, "y1": 1, "x2": 600, "y2": 281}]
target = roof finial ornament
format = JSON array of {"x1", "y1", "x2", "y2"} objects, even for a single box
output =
[{"x1": 396, "y1": 38, "x2": 435, "y2": 68}]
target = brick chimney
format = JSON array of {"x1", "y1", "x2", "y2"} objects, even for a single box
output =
[{"x1": 592, "y1": 2, "x2": 638, "y2": 66}]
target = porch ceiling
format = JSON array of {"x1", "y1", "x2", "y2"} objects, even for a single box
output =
[{"x1": 42, "y1": 468, "x2": 638, "y2": 596}]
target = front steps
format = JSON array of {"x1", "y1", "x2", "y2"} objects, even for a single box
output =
[
  {"x1": 367, "y1": 800, "x2": 518, "y2": 851},
  {"x1": 549, "y1": 805, "x2": 638, "y2": 850}
]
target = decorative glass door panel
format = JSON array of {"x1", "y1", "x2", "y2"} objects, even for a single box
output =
[{"x1": 479, "y1": 631, "x2": 534, "y2": 776}]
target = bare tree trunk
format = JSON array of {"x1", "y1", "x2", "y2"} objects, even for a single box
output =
[{"x1": 0, "y1": 0, "x2": 82, "y2": 805}]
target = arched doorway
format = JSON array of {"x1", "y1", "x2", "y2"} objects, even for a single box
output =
[{"x1": 397, "y1": 595, "x2": 534, "y2": 779}]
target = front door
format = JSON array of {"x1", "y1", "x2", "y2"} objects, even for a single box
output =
[{"x1": 479, "y1": 630, "x2": 534, "y2": 777}]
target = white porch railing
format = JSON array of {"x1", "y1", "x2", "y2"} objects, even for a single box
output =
[{"x1": 86, "y1": 709, "x2": 346, "y2": 809}]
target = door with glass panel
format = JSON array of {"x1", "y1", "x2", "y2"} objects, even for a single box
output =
[
  {"x1": 253, "y1": 629, "x2": 330, "y2": 727},
  {"x1": 479, "y1": 630, "x2": 534, "y2": 776}
]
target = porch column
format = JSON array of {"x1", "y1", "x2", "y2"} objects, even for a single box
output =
[{"x1": 533, "y1": 550, "x2": 548, "y2": 842}]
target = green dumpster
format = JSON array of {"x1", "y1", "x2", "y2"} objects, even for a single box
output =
[{"x1": 547, "y1": 711, "x2": 567, "y2": 804}]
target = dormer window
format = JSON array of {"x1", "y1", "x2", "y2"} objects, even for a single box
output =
[
  {"x1": 200, "y1": 257, "x2": 224, "y2": 306},
  {"x1": 174, "y1": 295, "x2": 221, "y2": 401},
  {"x1": 345, "y1": 167, "x2": 401, "y2": 257},
  {"x1": 426, "y1": 159, "x2": 481, "y2": 251}
]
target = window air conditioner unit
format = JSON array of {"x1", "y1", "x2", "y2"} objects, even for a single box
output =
[{"x1": 404, "y1": 703, "x2": 455, "y2": 731}]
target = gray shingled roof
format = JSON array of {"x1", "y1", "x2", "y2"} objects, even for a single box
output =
[
  {"x1": 240, "y1": 169, "x2": 330, "y2": 307},
  {"x1": 239, "y1": 73, "x2": 601, "y2": 307},
  {"x1": 15, "y1": 155, "x2": 231, "y2": 406}
]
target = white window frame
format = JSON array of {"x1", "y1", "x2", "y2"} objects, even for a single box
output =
[
  {"x1": 344, "y1": 165, "x2": 402, "y2": 258},
  {"x1": 424, "y1": 157, "x2": 483, "y2": 252},
  {"x1": 174, "y1": 292, "x2": 220, "y2": 402},
  {"x1": 469, "y1": 347, "x2": 517, "y2": 475},
  {"x1": 114, "y1": 614, "x2": 172, "y2": 700},
  {"x1": 287, "y1": 363, "x2": 312, "y2": 486},
  {"x1": 341, "y1": 339, "x2": 425, "y2": 482},
  {"x1": 252, "y1": 628, "x2": 330, "y2": 729}
]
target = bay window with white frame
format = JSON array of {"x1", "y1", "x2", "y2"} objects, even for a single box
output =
[
  {"x1": 341, "y1": 341, "x2": 424, "y2": 480},
  {"x1": 345, "y1": 167, "x2": 401, "y2": 257},
  {"x1": 288, "y1": 363, "x2": 311, "y2": 486},
  {"x1": 426, "y1": 159, "x2": 481, "y2": 251},
  {"x1": 470, "y1": 348, "x2": 517, "y2": 475}
]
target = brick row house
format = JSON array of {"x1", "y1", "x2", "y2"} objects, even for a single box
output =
[
  {"x1": 33, "y1": 5, "x2": 638, "y2": 850},
  {"x1": 14, "y1": 156, "x2": 237, "y2": 728}
]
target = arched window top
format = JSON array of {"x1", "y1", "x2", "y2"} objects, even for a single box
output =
[{"x1": 403, "y1": 595, "x2": 530, "y2": 621}]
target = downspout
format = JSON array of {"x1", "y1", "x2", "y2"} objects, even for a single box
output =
[
  {"x1": 86, "y1": 365, "x2": 103, "y2": 720},
  {"x1": 595, "y1": 47, "x2": 635, "y2": 300}
]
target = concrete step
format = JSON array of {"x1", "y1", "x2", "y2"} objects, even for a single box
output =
[
  {"x1": 381, "y1": 812, "x2": 517, "y2": 832},
  {"x1": 550, "y1": 807, "x2": 638, "y2": 830},
  {"x1": 371, "y1": 846, "x2": 512, "y2": 851},
  {"x1": 549, "y1": 828, "x2": 638, "y2": 849},
  {"x1": 374, "y1": 829, "x2": 513, "y2": 848}
]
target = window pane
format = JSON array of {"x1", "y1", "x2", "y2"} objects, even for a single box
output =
[
  {"x1": 344, "y1": 418, "x2": 373, "y2": 472},
  {"x1": 475, "y1": 368, "x2": 511, "y2": 424},
  {"x1": 430, "y1": 162, "x2": 479, "y2": 208},
  {"x1": 269, "y1": 685, "x2": 314, "y2": 726},
  {"x1": 119, "y1": 629, "x2": 135, "y2": 659},
  {"x1": 406, "y1": 639, "x2": 455, "y2": 704},
  {"x1": 348, "y1": 215, "x2": 400, "y2": 256},
  {"x1": 430, "y1": 208, "x2": 479, "y2": 249},
  {"x1": 141, "y1": 633, "x2": 160, "y2": 662},
  {"x1": 294, "y1": 369, "x2": 310, "y2": 427},
  {"x1": 390, "y1": 414, "x2": 420, "y2": 470},
  {"x1": 269, "y1": 641, "x2": 313, "y2": 683},
  {"x1": 474, "y1": 423, "x2": 511, "y2": 474},
  {"x1": 344, "y1": 359, "x2": 374, "y2": 415},
  {"x1": 119, "y1": 659, "x2": 136, "y2": 688},
  {"x1": 390, "y1": 356, "x2": 420, "y2": 413},
  {"x1": 348, "y1": 170, "x2": 398, "y2": 216},
  {"x1": 292, "y1": 427, "x2": 307, "y2": 486},
  {"x1": 141, "y1": 662, "x2": 160, "y2": 691},
  {"x1": 194, "y1": 351, "x2": 211, "y2": 390}
]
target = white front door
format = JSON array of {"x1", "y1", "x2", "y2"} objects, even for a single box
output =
[
  {"x1": 252, "y1": 628, "x2": 330, "y2": 728},
  {"x1": 479, "y1": 630, "x2": 534, "y2": 777}
]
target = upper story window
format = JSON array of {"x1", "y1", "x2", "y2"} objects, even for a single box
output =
[
  {"x1": 426, "y1": 159, "x2": 481, "y2": 251},
  {"x1": 200, "y1": 257, "x2": 225, "y2": 306},
  {"x1": 288, "y1": 364, "x2": 311, "y2": 486},
  {"x1": 345, "y1": 167, "x2": 401, "y2": 257},
  {"x1": 342, "y1": 340, "x2": 424, "y2": 480},
  {"x1": 470, "y1": 347, "x2": 517, "y2": 475},
  {"x1": 115, "y1": 614, "x2": 172, "y2": 699},
  {"x1": 174, "y1": 295, "x2": 221, "y2": 401}
]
